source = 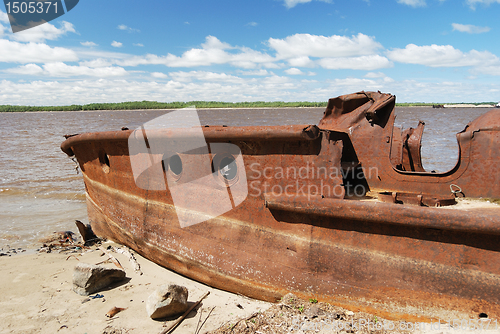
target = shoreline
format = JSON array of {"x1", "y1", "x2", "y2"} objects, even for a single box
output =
[{"x1": 1, "y1": 104, "x2": 498, "y2": 114}]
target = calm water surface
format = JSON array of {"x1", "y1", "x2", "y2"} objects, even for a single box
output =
[{"x1": 0, "y1": 107, "x2": 492, "y2": 248}]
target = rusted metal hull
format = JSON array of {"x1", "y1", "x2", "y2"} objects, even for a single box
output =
[{"x1": 61, "y1": 92, "x2": 500, "y2": 322}]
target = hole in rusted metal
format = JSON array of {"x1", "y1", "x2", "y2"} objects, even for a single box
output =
[
  {"x1": 479, "y1": 313, "x2": 488, "y2": 318},
  {"x1": 219, "y1": 156, "x2": 237, "y2": 181},
  {"x1": 169, "y1": 154, "x2": 182, "y2": 176},
  {"x1": 99, "y1": 151, "x2": 110, "y2": 173}
]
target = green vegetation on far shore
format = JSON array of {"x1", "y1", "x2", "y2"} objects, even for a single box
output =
[
  {"x1": 0, "y1": 101, "x2": 326, "y2": 112},
  {"x1": 0, "y1": 100, "x2": 497, "y2": 112}
]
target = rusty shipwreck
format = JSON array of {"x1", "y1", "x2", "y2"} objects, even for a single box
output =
[{"x1": 61, "y1": 91, "x2": 500, "y2": 321}]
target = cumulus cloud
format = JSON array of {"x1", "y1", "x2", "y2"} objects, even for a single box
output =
[
  {"x1": 118, "y1": 24, "x2": 140, "y2": 33},
  {"x1": 111, "y1": 41, "x2": 123, "y2": 48},
  {"x1": 0, "y1": 39, "x2": 78, "y2": 63},
  {"x1": 466, "y1": 0, "x2": 500, "y2": 9},
  {"x1": 10, "y1": 21, "x2": 75, "y2": 43},
  {"x1": 169, "y1": 71, "x2": 245, "y2": 84},
  {"x1": 288, "y1": 56, "x2": 315, "y2": 67},
  {"x1": 452, "y1": 23, "x2": 490, "y2": 34},
  {"x1": 284, "y1": 68, "x2": 305, "y2": 75},
  {"x1": 74, "y1": 34, "x2": 392, "y2": 73},
  {"x1": 115, "y1": 36, "x2": 276, "y2": 69},
  {"x1": 0, "y1": 76, "x2": 307, "y2": 106},
  {"x1": 4, "y1": 62, "x2": 128, "y2": 77},
  {"x1": 81, "y1": 41, "x2": 98, "y2": 47},
  {"x1": 387, "y1": 44, "x2": 499, "y2": 67},
  {"x1": 282, "y1": 0, "x2": 332, "y2": 8},
  {"x1": 79, "y1": 58, "x2": 114, "y2": 68},
  {"x1": 397, "y1": 0, "x2": 426, "y2": 7},
  {"x1": 0, "y1": 10, "x2": 9, "y2": 23},
  {"x1": 365, "y1": 72, "x2": 387, "y2": 78},
  {"x1": 474, "y1": 65, "x2": 500, "y2": 76},
  {"x1": 318, "y1": 55, "x2": 393, "y2": 70},
  {"x1": 151, "y1": 72, "x2": 168, "y2": 78},
  {"x1": 268, "y1": 33, "x2": 383, "y2": 59},
  {"x1": 133, "y1": 43, "x2": 144, "y2": 47},
  {"x1": 237, "y1": 69, "x2": 271, "y2": 76}
]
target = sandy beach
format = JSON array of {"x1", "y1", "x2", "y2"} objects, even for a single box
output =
[
  {"x1": 2, "y1": 239, "x2": 493, "y2": 334},
  {"x1": 0, "y1": 241, "x2": 271, "y2": 334}
]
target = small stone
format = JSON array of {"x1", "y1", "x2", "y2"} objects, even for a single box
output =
[
  {"x1": 279, "y1": 293, "x2": 298, "y2": 306},
  {"x1": 72, "y1": 262, "x2": 126, "y2": 296},
  {"x1": 304, "y1": 305, "x2": 325, "y2": 319},
  {"x1": 146, "y1": 284, "x2": 188, "y2": 319},
  {"x1": 345, "y1": 310, "x2": 354, "y2": 316}
]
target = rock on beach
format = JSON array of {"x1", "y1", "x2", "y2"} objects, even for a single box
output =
[
  {"x1": 72, "y1": 262, "x2": 126, "y2": 296},
  {"x1": 146, "y1": 284, "x2": 189, "y2": 319}
]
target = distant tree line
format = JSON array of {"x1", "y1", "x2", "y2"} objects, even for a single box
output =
[
  {"x1": 0, "y1": 100, "x2": 328, "y2": 112},
  {"x1": 0, "y1": 100, "x2": 496, "y2": 112}
]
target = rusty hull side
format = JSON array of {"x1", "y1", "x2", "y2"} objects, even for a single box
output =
[{"x1": 62, "y1": 122, "x2": 500, "y2": 322}]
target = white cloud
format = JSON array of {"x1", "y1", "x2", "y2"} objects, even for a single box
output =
[
  {"x1": 237, "y1": 69, "x2": 271, "y2": 76},
  {"x1": 79, "y1": 58, "x2": 114, "y2": 68},
  {"x1": 0, "y1": 10, "x2": 9, "y2": 23},
  {"x1": 268, "y1": 33, "x2": 383, "y2": 58},
  {"x1": 81, "y1": 41, "x2": 98, "y2": 47},
  {"x1": 247, "y1": 22, "x2": 258, "y2": 27},
  {"x1": 387, "y1": 44, "x2": 499, "y2": 67},
  {"x1": 74, "y1": 34, "x2": 391, "y2": 73},
  {"x1": 365, "y1": 72, "x2": 386, "y2": 78},
  {"x1": 4, "y1": 62, "x2": 128, "y2": 77},
  {"x1": 4, "y1": 63, "x2": 44, "y2": 75},
  {"x1": 466, "y1": 0, "x2": 500, "y2": 9},
  {"x1": 115, "y1": 36, "x2": 276, "y2": 69},
  {"x1": 282, "y1": 0, "x2": 332, "y2": 9},
  {"x1": 117, "y1": 24, "x2": 140, "y2": 33},
  {"x1": 111, "y1": 41, "x2": 123, "y2": 48},
  {"x1": 151, "y1": 72, "x2": 168, "y2": 78},
  {"x1": 134, "y1": 43, "x2": 144, "y2": 47},
  {"x1": 169, "y1": 71, "x2": 245, "y2": 84},
  {"x1": 288, "y1": 56, "x2": 315, "y2": 67},
  {"x1": 397, "y1": 0, "x2": 426, "y2": 7},
  {"x1": 452, "y1": 23, "x2": 490, "y2": 34},
  {"x1": 0, "y1": 39, "x2": 78, "y2": 63},
  {"x1": 0, "y1": 77, "x2": 304, "y2": 105},
  {"x1": 0, "y1": 74, "x2": 498, "y2": 106},
  {"x1": 10, "y1": 21, "x2": 75, "y2": 43},
  {"x1": 284, "y1": 68, "x2": 305, "y2": 75},
  {"x1": 472, "y1": 65, "x2": 500, "y2": 76},
  {"x1": 202, "y1": 35, "x2": 232, "y2": 50},
  {"x1": 318, "y1": 55, "x2": 393, "y2": 70}
]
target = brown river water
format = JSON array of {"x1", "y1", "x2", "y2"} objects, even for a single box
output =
[{"x1": 0, "y1": 107, "x2": 493, "y2": 249}]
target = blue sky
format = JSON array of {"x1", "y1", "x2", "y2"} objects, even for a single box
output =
[{"x1": 0, "y1": 0, "x2": 499, "y2": 105}]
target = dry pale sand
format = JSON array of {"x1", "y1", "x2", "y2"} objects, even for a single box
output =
[
  {"x1": 1, "y1": 240, "x2": 495, "y2": 334},
  {"x1": 0, "y1": 242, "x2": 271, "y2": 334}
]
